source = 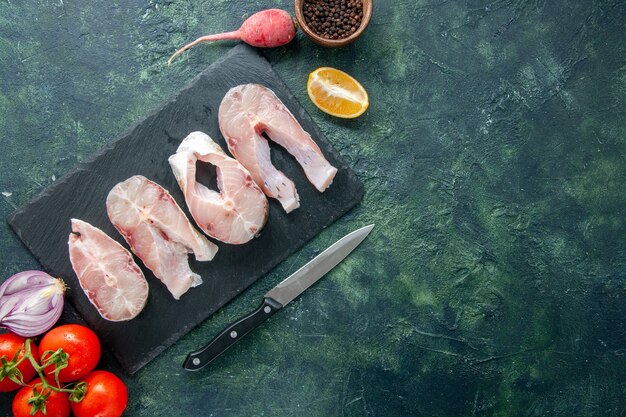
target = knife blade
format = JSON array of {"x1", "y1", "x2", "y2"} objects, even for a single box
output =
[{"x1": 183, "y1": 224, "x2": 374, "y2": 371}]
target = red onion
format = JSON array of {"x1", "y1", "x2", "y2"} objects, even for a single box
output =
[{"x1": 0, "y1": 271, "x2": 65, "y2": 337}]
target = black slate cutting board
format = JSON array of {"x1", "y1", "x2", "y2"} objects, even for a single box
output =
[{"x1": 7, "y1": 44, "x2": 363, "y2": 375}]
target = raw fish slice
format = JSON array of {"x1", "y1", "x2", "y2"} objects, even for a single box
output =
[
  {"x1": 169, "y1": 131, "x2": 268, "y2": 244},
  {"x1": 219, "y1": 84, "x2": 338, "y2": 213},
  {"x1": 68, "y1": 219, "x2": 148, "y2": 321},
  {"x1": 106, "y1": 175, "x2": 218, "y2": 299}
]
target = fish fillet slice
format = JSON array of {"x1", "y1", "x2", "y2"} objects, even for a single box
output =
[
  {"x1": 169, "y1": 131, "x2": 268, "y2": 244},
  {"x1": 106, "y1": 175, "x2": 218, "y2": 299},
  {"x1": 219, "y1": 84, "x2": 338, "y2": 213},
  {"x1": 68, "y1": 219, "x2": 148, "y2": 321}
]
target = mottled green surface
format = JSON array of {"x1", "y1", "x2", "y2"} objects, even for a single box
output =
[{"x1": 1, "y1": 0, "x2": 625, "y2": 415}]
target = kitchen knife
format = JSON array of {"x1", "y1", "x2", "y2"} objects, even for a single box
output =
[{"x1": 183, "y1": 224, "x2": 374, "y2": 371}]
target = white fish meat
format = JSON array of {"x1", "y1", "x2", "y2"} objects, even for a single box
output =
[
  {"x1": 106, "y1": 175, "x2": 218, "y2": 299},
  {"x1": 169, "y1": 131, "x2": 268, "y2": 244},
  {"x1": 219, "y1": 84, "x2": 338, "y2": 213},
  {"x1": 68, "y1": 218, "x2": 148, "y2": 321}
]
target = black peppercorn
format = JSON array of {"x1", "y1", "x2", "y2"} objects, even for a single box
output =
[{"x1": 302, "y1": 0, "x2": 363, "y2": 40}]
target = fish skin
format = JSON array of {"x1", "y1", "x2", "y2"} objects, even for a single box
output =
[
  {"x1": 169, "y1": 131, "x2": 268, "y2": 245},
  {"x1": 68, "y1": 218, "x2": 149, "y2": 321},
  {"x1": 219, "y1": 84, "x2": 338, "y2": 213},
  {"x1": 106, "y1": 175, "x2": 218, "y2": 300}
]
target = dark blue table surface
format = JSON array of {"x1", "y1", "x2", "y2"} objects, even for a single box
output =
[{"x1": 1, "y1": 1, "x2": 624, "y2": 415}]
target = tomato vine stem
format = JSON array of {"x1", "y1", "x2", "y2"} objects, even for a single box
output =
[{"x1": 0, "y1": 339, "x2": 87, "y2": 414}]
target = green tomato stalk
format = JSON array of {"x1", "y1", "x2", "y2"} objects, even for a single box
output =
[{"x1": 0, "y1": 339, "x2": 88, "y2": 414}]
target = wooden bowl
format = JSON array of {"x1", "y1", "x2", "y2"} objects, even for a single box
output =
[{"x1": 294, "y1": 0, "x2": 373, "y2": 48}]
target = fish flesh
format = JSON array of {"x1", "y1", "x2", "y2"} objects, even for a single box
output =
[
  {"x1": 219, "y1": 84, "x2": 338, "y2": 213},
  {"x1": 106, "y1": 175, "x2": 218, "y2": 299},
  {"x1": 169, "y1": 131, "x2": 268, "y2": 244},
  {"x1": 68, "y1": 218, "x2": 148, "y2": 321}
]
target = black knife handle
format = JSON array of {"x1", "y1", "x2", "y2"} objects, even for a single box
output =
[{"x1": 183, "y1": 297, "x2": 283, "y2": 371}]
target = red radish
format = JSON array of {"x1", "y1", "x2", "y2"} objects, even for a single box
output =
[{"x1": 168, "y1": 9, "x2": 296, "y2": 65}]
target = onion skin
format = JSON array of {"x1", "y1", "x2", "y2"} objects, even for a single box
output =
[{"x1": 0, "y1": 271, "x2": 65, "y2": 337}]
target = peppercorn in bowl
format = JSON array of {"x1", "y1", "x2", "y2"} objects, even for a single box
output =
[{"x1": 294, "y1": 0, "x2": 372, "y2": 47}]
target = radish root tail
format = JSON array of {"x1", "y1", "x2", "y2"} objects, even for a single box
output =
[{"x1": 167, "y1": 31, "x2": 242, "y2": 65}]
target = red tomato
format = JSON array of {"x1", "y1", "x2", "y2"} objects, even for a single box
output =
[
  {"x1": 70, "y1": 370, "x2": 128, "y2": 417},
  {"x1": 0, "y1": 332, "x2": 40, "y2": 392},
  {"x1": 12, "y1": 378, "x2": 70, "y2": 417},
  {"x1": 38, "y1": 324, "x2": 101, "y2": 383}
]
